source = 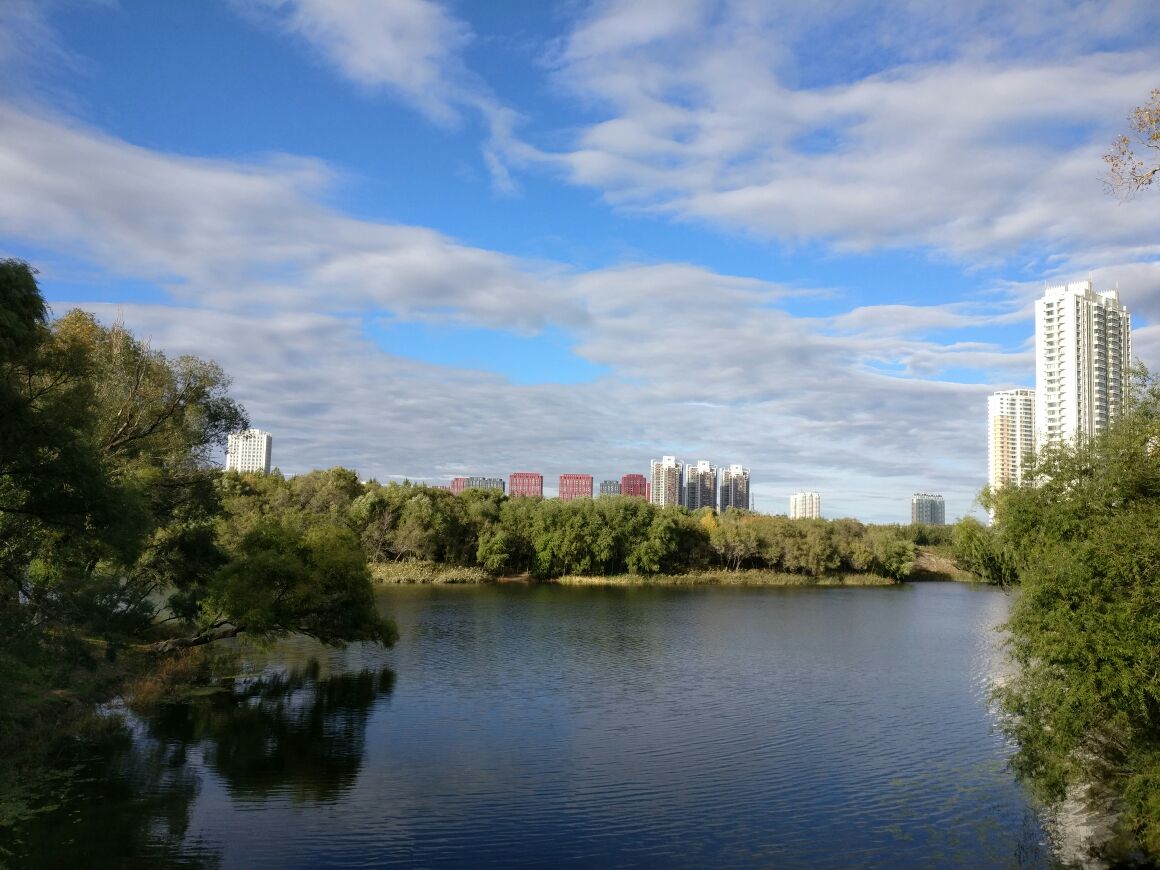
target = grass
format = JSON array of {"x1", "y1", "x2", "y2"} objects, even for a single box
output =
[
  {"x1": 370, "y1": 560, "x2": 493, "y2": 585},
  {"x1": 548, "y1": 569, "x2": 898, "y2": 587}
]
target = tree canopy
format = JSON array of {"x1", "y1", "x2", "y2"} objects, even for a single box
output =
[
  {"x1": 1, "y1": 258, "x2": 395, "y2": 670},
  {"x1": 990, "y1": 369, "x2": 1160, "y2": 856}
]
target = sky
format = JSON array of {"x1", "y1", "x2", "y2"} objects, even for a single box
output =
[{"x1": 1, "y1": 0, "x2": 1158, "y2": 522}]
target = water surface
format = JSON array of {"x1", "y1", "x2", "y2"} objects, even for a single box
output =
[{"x1": 24, "y1": 582, "x2": 1054, "y2": 868}]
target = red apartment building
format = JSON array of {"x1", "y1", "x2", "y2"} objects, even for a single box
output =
[
  {"x1": 558, "y1": 474, "x2": 593, "y2": 501},
  {"x1": 620, "y1": 473, "x2": 648, "y2": 498},
  {"x1": 509, "y1": 472, "x2": 544, "y2": 498},
  {"x1": 450, "y1": 477, "x2": 468, "y2": 495}
]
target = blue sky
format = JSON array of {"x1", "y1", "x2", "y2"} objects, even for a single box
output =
[{"x1": 2, "y1": 0, "x2": 1159, "y2": 521}]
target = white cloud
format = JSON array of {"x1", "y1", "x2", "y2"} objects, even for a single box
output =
[
  {"x1": 0, "y1": 104, "x2": 573, "y2": 330},
  {"x1": 519, "y1": 0, "x2": 1160, "y2": 270},
  {"x1": 232, "y1": 0, "x2": 523, "y2": 195},
  {"x1": 234, "y1": 0, "x2": 471, "y2": 125}
]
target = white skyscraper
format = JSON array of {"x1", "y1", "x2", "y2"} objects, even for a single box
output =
[
  {"x1": 1035, "y1": 281, "x2": 1131, "y2": 447},
  {"x1": 226, "y1": 428, "x2": 272, "y2": 474},
  {"x1": 988, "y1": 389, "x2": 1036, "y2": 492},
  {"x1": 683, "y1": 460, "x2": 717, "y2": 510},
  {"x1": 649, "y1": 455, "x2": 683, "y2": 508},
  {"x1": 789, "y1": 491, "x2": 821, "y2": 519},
  {"x1": 719, "y1": 464, "x2": 751, "y2": 511}
]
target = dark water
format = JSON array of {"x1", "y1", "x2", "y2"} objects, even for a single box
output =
[{"x1": 21, "y1": 582, "x2": 1057, "y2": 868}]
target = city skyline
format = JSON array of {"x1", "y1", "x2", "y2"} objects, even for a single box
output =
[{"x1": 2, "y1": 3, "x2": 1159, "y2": 523}]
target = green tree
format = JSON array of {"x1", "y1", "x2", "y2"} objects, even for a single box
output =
[
  {"x1": 174, "y1": 521, "x2": 396, "y2": 650},
  {"x1": 951, "y1": 516, "x2": 1016, "y2": 586},
  {"x1": 1, "y1": 261, "x2": 393, "y2": 656},
  {"x1": 993, "y1": 369, "x2": 1160, "y2": 856}
]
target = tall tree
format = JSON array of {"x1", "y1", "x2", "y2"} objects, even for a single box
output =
[{"x1": 992, "y1": 369, "x2": 1160, "y2": 856}]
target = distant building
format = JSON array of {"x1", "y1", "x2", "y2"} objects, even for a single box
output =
[
  {"x1": 509, "y1": 472, "x2": 543, "y2": 498},
  {"x1": 465, "y1": 476, "x2": 505, "y2": 493},
  {"x1": 911, "y1": 493, "x2": 946, "y2": 525},
  {"x1": 559, "y1": 474, "x2": 593, "y2": 501},
  {"x1": 450, "y1": 477, "x2": 469, "y2": 495},
  {"x1": 790, "y1": 491, "x2": 821, "y2": 519},
  {"x1": 649, "y1": 456, "x2": 682, "y2": 508},
  {"x1": 683, "y1": 460, "x2": 717, "y2": 510},
  {"x1": 226, "y1": 428, "x2": 272, "y2": 474},
  {"x1": 645, "y1": 482, "x2": 652, "y2": 502},
  {"x1": 1035, "y1": 280, "x2": 1131, "y2": 447},
  {"x1": 621, "y1": 473, "x2": 648, "y2": 498},
  {"x1": 599, "y1": 480, "x2": 621, "y2": 496},
  {"x1": 988, "y1": 389, "x2": 1035, "y2": 493},
  {"x1": 719, "y1": 464, "x2": 750, "y2": 512}
]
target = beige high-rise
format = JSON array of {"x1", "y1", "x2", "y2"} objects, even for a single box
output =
[
  {"x1": 649, "y1": 455, "x2": 683, "y2": 508},
  {"x1": 988, "y1": 389, "x2": 1035, "y2": 492}
]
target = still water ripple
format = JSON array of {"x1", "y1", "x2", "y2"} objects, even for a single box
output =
[{"x1": 26, "y1": 582, "x2": 1055, "y2": 868}]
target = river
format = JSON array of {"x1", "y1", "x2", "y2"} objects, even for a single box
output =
[{"x1": 20, "y1": 581, "x2": 1060, "y2": 868}]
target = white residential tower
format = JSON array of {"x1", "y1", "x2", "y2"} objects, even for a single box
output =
[
  {"x1": 789, "y1": 491, "x2": 821, "y2": 519},
  {"x1": 226, "y1": 428, "x2": 272, "y2": 474},
  {"x1": 1035, "y1": 281, "x2": 1131, "y2": 447}
]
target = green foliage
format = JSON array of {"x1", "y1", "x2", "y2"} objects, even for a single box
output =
[
  {"x1": 0, "y1": 261, "x2": 396, "y2": 792},
  {"x1": 993, "y1": 368, "x2": 1160, "y2": 857},
  {"x1": 951, "y1": 516, "x2": 1017, "y2": 585},
  {"x1": 213, "y1": 521, "x2": 396, "y2": 646}
]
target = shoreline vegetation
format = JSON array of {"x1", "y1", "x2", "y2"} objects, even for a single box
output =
[{"x1": 369, "y1": 548, "x2": 969, "y2": 587}]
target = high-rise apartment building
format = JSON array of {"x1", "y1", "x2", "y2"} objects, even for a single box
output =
[
  {"x1": 1035, "y1": 281, "x2": 1131, "y2": 447},
  {"x1": 649, "y1": 456, "x2": 682, "y2": 508},
  {"x1": 599, "y1": 480, "x2": 621, "y2": 496},
  {"x1": 509, "y1": 472, "x2": 543, "y2": 498},
  {"x1": 911, "y1": 493, "x2": 946, "y2": 525},
  {"x1": 450, "y1": 477, "x2": 468, "y2": 495},
  {"x1": 620, "y1": 473, "x2": 647, "y2": 498},
  {"x1": 790, "y1": 491, "x2": 821, "y2": 519},
  {"x1": 719, "y1": 464, "x2": 750, "y2": 512},
  {"x1": 683, "y1": 461, "x2": 717, "y2": 510},
  {"x1": 988, "y1": 389, "x2": 1036, "y2": 492},
  {"x1": 559, "y1": 474, "x2": 593, "y2": 501},
  {"x1": 226, "y1": 428, "x2": 272, "y2": 474},
  {"x1": 465, "y1": 476, "x2": 505, "y2": 493}
]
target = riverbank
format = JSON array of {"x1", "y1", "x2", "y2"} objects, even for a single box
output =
[
  {"x1": 911, "y1": 547, "x2": 980, "y2": 582},
  {"x1": 370, "y1": 561, "x2": 900, "y2": 586},
  {"x1": 548, "y1": 570, "x2": 897, "y2": 586},
  {"x1": 371, "y1": 562, "x2": 494, "y2": 584}
]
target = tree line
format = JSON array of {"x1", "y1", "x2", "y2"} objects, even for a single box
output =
[{"x1": 220, "y1": 466, "x2": 939, "y2": 582}]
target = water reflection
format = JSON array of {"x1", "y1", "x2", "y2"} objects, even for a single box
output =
[
  {"x1": 151, "y1": 660, "x2": 395, "y2": 804},
  {"x1": 8, "y1": 657, "x2": 395, "y2": 868}
]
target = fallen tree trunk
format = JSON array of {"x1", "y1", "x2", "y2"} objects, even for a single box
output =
[{"x1": 150, "y1": 623, "x2": 244, "y2": 653}]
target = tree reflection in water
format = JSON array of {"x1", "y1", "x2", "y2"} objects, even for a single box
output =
[
  {"x1": 152, "y1": 659, "x2": 396, "y2": 803},
  {"x1": 7, "y1": 659, "x2": 395, "y2": 868}
]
